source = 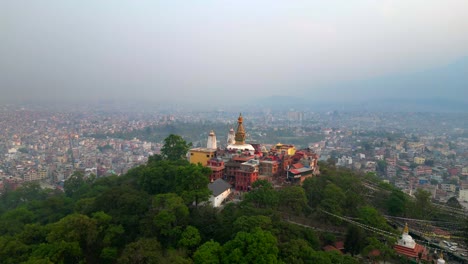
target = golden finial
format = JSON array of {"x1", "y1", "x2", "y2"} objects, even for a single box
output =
[
  {"x1": 234, "y1": 113, "x2": 246, "y2": 145},
  {"x1": 403, "y1": 223, "x2": 409, "y2": 234}
]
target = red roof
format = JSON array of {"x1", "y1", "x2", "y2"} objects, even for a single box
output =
[
  {"x1": 334, "y1": 241, "x2": 344, "y2": 250},
  {"x1": 290, "y1": 169, "x2": 300, "y2": 174},
  {"x1": 394, "y1": 244, "x2": 429, "y2": 260},
  {"x1": 322, "y1": 245, "x2": 342, "y2": 253},
  {"x1": 368, "y1": 249, "x2": 381, "y2": 257},
  {"x1": 433, "y1": 228, "x2": 450, "y2": 236},
  {"x1": 292, "y1": 163, "x2": 304, "y2": 169}
]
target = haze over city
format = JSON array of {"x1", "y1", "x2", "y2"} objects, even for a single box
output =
[{"x1": 1, "y1": 0, "x2": 468, "y2": 108}]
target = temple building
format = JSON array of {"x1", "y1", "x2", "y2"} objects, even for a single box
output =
[
  {"x1": 189, "y1": 131, "x2": 217, "y2": 165},
  {"x1": 206, "y1": 158, "x2": 225, "y2": 182},
  {"x1": 436, "y1": 252, "x2": 445, "y2": 264},
  {"x1": 227, "y1": 113, "x2": 255, "y2": 154},
  {"x1": 227, "y1": 128, "x2": 235, "y2": 145},
  {"x1": 394, "y1": 223, "x2": 430, "y2": 261},
  {"x1": 192, "y1": 113, "x2": 320, "y2": 191},
  {"x1": 235, "y1": 159, "x2": 259, "y2": 191},
  {"x1": 188, "y1": 147, "x2": 216, "y2": 165},
  {"x1": 207, "y1": 130, "x2": 217, "y2": 150}
]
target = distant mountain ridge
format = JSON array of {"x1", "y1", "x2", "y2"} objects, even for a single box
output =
[
  {"x1": 251, "y1": 57, "x2": 468, "y2": 112},
  {"x1": 251, "y1": 96, "x2": 467, "y2": 112}
]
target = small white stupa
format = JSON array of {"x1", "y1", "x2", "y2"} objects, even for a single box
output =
[
  {"x1": 207, "y1": 130, "x2": 217, "y2": 150},
  {"x1": 437, "y1": 252, "x2": 445, "y2": 264},
  {"x1": 394, "y1": 223, "x2": 428, "y2": 260},
  {"x1": 397, "y1": 223, "x2": 416, "y2": 249},
  {"x1": 227, "y1": 128, "x2": 235, "y2": 145}
]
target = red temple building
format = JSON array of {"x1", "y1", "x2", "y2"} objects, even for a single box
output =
[{"x1": 394, "y1": 224, "x2": 431, "y2": 262}]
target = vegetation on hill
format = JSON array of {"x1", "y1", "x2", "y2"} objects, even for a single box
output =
[{"x1": 0, "y1": 135, "x2": 466, "y2": 263}]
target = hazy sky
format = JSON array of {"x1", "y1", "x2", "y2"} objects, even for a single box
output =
[{"x1": 1, "y1": 0, "x2": 468, "y2": 105}]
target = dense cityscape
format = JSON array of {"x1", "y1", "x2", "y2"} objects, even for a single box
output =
[{"x1": 2, "y1": 105, "x2": 467, "y2": 204}]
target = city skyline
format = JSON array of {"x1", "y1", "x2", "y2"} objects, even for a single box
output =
[{"x1": 1, "y1": 1, "x2": 468, "y2": 106}]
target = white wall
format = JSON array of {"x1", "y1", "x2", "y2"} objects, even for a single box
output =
[
  {"x1": 459, "y1": 189, "x2": 468, "y2": 202},
  {"x1": 210, "y1": 188, "x2": 231, "y2": 207}
]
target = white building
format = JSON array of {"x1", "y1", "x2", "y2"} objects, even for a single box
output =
[
  {"x1": 459, "y1": 189, "x2": 468, "y2": 202},
  {"x1": 207, "y1": 130, "x2": 217, "y2": 150},
  {"x1": 208, "y1": 179, "x2": 231, "y2": 207}
]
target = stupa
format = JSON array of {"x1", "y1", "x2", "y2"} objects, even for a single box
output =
[
  {"x1": 394, "y1": 223, "x2": 429, "y2": 261},
  {"x1": 227, "y1": 113, "x2": 255, "y2": 154},
  {"x1": 207, "y1": 130, "x2": 217, "y2": 149}
]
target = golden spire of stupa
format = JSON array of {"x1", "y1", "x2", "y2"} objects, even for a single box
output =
[
  {"x1": 403, "y1": 223, "x2": 409, "y2": 234},
  {"x1": 234, "y1": 113, "x2": 246, "y2": 145}
]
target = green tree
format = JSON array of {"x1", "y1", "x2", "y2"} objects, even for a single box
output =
[
  {"x1": 302, "y1": 176, "x2": 326, "y2": 208},
  {"x1": 274, "y1": 222, "x2": 320, "y2": 250},
  {"x1": 0, "y1": 236, "x2": 30, "y2": 264},
  {"x1": 134, "y1": 161, "x2": 179, "y2": 195},
  {"x1": 93, "y1": 185, "x2": 150, "y2": 240},
  {"x1": 279, "y1": 239, "x2": 316, "y2": 264},
  {"x1": 410, "y1": 189, "x2": 433, "y2": 219},
  {"x1": 176, "y1": 163, "x2": 211, "y2": 206},
  {"x1": 233, "y1": 215, "x2": 272, "y2": 233},
  {"x1": 47, "y1": 213, "x2": 98, "y2": 263},
  {"x1": 178, "y1": 225, "x2": 201, "y2": 250},
  {"x1": 319, "y1": 183, "x2": 346, "y2": 223},
  {"x1": 193, "y1": 240, "x2": 222, "y2": 264},
  {"x1": 151, "y1": 193, "x2": 189, "y2": 246},
  {"x1": 161, "y1": 134, "x2": 192, "y2": 161},
  {"x1": 344, "y1": 225, "x2": 365, "y2": 256},
  {"x1": 327, "y1": 251, "x2": 359, "y2": 264},
  {"x1": 30, "y1": 193, "x2": 74, "y2": 224},
  {"x1": 64, "y1": 171, "x2": 88, "y2": 198},
  {"x1": 386, "y1": 190, "x2": 407, "y2": 216},
  {"x1": 243, "y1": 180, "x2": 279, "y2": 208},
  {"x1": 91, "y1": 211, "x2": 125, "y2": 263},
  {"x1": 362, "y1": 237, "x2": 395, "y2": 263},
  {"x1": 0, "y1": 181, "x2": 47, "y2": 210},
  {"x1": 223, "y1": 228, "x2": 279, "y2": 264},
  {"x1": 118, "y1": 238, "x2": 163, "y2": 264},
  {"x1": 278, "y1": 186, "x2": 308, "y2": 214},
  {"x1": 377, "y1": 160, "x2": 387, "y2": 174},
  {"x1": 18, "y1": 223, "x2": 48, "y2": 245},
  {"x1": 306, "y1": 251, "x2": 333, "y2": 264},
  {"x1": 446, "y1": 197, "x2": 462, "y2": 209},
  {"x1": 28, "y1": 240, "x2": 83, "y2": 264},
  {"x1": 0, "y1": 206, "x2": 34, "y2": 235},
  {"x1": 358, "y1": 206, "x2": 391, "y2": 232}
]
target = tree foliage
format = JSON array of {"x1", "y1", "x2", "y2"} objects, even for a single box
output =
[
  {"x1": 223, "y1": 228, "x2": 279, "y2": 264},
  {"x1": 193, "y1": 240, "x2": 222, "y2": 264},
  {"x1": 161, "y1": 134, "x2": 192, "y2": 161}
]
